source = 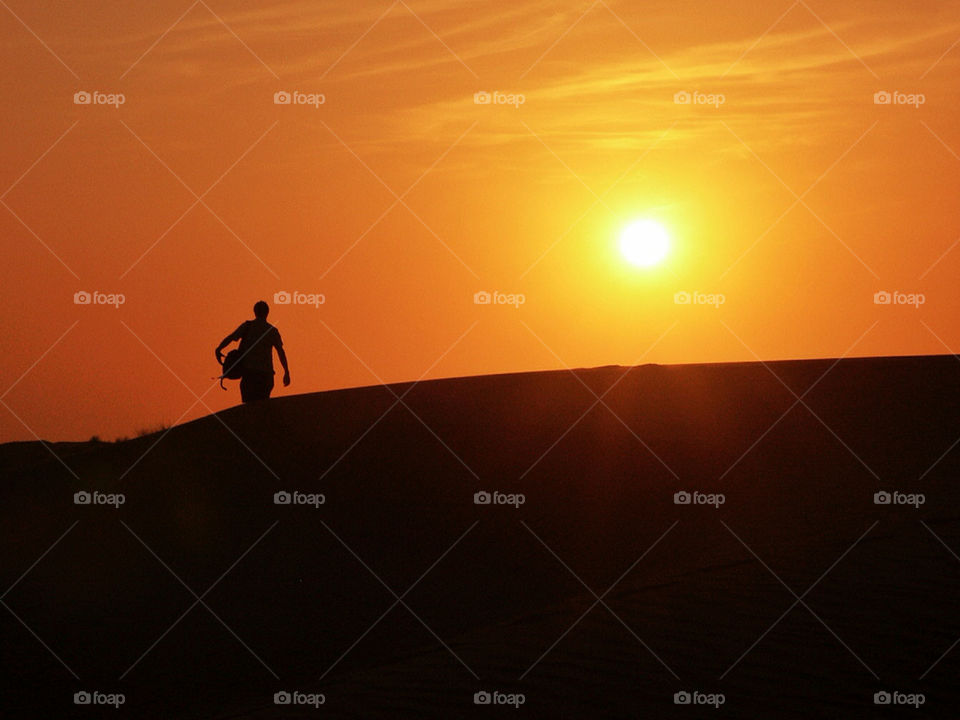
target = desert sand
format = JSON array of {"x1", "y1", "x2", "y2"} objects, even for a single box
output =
[{"x1": 2, "y1": 355, "x2": 959, "y2": 718}]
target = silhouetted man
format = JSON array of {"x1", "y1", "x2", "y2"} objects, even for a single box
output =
[{"x1": 216, "y1": 301, "x2": 290, "y2": 403}]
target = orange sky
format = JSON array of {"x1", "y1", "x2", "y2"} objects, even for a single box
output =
[{"x1": 2, "y1": 0, "x2": 959, "y2": 442}]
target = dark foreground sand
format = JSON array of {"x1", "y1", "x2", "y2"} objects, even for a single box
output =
[{"x1": 2, "y1": 355, "x2": 959, "y2": 718}]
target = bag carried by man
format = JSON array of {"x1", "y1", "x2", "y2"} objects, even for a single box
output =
[{"x1": 217, "y1": 349, "x2": 245, "y2": 390}]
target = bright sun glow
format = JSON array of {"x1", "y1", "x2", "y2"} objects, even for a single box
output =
[{"x1": 619, "y1": 219, "x2": 670, "y2": 268}]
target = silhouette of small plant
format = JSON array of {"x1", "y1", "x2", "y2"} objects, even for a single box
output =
[{"x1": 136, "y1": 423, "x2": 170, "y2": 438}]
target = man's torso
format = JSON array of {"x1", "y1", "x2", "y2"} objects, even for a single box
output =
[{"x1": 237, "y1": 319, "x2": 279, "y2": 374}]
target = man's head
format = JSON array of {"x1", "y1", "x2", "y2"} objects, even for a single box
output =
[{"x1": 253, "y1": 300, "x2": 269, "y2": 319}]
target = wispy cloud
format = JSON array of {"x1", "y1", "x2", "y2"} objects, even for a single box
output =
[{"x1": 41, "y1": 0, "x2": 959, "y2": 162}]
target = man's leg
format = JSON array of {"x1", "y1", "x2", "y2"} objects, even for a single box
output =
[
  {"x1": 239, "y1": 374, "x2": 254, "y2": 403},
  {"x1": 240, "y1": 372, "x2": 274, "y2": 403}
]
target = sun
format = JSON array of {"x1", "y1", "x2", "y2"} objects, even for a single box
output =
[{"x1": 619, "y1": 219, "x2": 670, "y2": 268}]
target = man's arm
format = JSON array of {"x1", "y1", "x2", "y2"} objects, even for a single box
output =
[
  {"x1": 215, "y1": 323, "x2": 245, "y2": 364},
  {"x1": 275, "y1": 330, "x2": 290, "y2": 386}
]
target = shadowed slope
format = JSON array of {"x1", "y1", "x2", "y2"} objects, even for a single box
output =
[{"x1": 2, "y1": 355, "x2": 959, "y2": 718}]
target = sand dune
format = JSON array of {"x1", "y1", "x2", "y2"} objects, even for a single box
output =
[{"x1": 2, "y1": 355, "x2": 959, "y2": 717}]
